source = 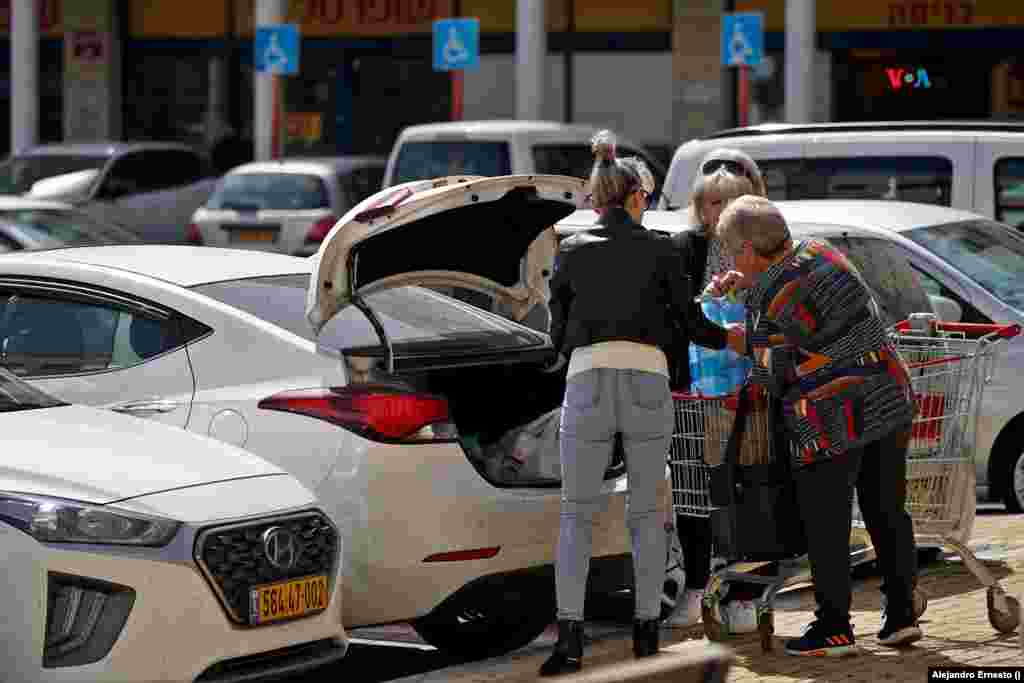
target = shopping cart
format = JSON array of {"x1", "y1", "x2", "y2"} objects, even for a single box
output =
[{"x1": 666, "y1": 313, "x2": 1021, "y2": 652}]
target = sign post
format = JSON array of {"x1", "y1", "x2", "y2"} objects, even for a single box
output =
[
  {"x1": 255, "y1": 23, "x2": 300, "y2": 158},
  {"x1": 433, "y1": 17, "x2": 480, "y2": 122},
  {"x1": 722, "y1": 12, "x2": 763, "y2": 128}
]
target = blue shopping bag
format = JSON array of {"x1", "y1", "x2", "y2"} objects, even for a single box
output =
[{"x1": 689, "y1": 298, "x2": 752, "y2": 396}]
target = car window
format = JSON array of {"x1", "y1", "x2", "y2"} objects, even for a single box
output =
[
  {"x1": 150, "y1": 149, "x2": 207, "y2": 187},
  {"x1": 192, "y1": 275, "x2": 545, "y2": 353},
  {"x1": 758, "y1": 157, "x2": 953, "y2": 206},
  {"x1": 909, "y1": 264, "x2": 992, "y2": 325},
  {"x1": 339, "y1": 167, "x2": 384, "y2": 207},
  {"x1": 534, "y1": 144, "x2": 665, "y2": 204},
  {"x1": 995, "y1": 157, "x2": 1024, "y2": 231},
  {"x1": 0, "y1": 366, "x2": 66, "y2": 412},
  {"x1": 0, "y1": 209, "x2": 133, "y2": 246},
  {"x1": 393, "y1": 141, "x2": 512, "y2": 184},
  {"x1": 904, "y1": 219, "x2": 1024, "y2": 312},
  {"x1": 207, "y1": 173, "x2": 329, "y2": 211},
  {"x1": 0, "y1": 154, "x2": 107, "y2": 194},
  {"x1": 100, "y1": 152, "x2": 160, "y2": 197},
  {"x1": 820, "y1": 235, "x2": 934, "y2": 325},
  {"x1": 0, "y1": 293, "x2": 186, "y2": 377},
  {"x1": 532, "y1": 144, "x2": 594, "y2": 178}
]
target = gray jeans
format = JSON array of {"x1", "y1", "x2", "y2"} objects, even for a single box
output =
[{"x1": 556, "y1": 367, "x2": 672, "y2": 622}]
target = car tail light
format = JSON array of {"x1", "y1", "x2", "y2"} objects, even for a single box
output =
[
  {"x1": 258, "y1": 385, "x2": 458, "y2": 443},
  {"x1": 185, "y1": 223, "x2": 204, "y2": 245},
  {"x1": 306, "y1": 216, "x2": 339, "y2": 244}
]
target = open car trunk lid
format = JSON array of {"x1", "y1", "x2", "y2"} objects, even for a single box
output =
[{"x1": 306, "y1": 174, "x2": 583, "y2": 371}]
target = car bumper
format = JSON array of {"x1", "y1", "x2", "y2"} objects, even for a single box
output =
[{"x1": 3, "y1": 526, "x2": 347, "y2": 683}]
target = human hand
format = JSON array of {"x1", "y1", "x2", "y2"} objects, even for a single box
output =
[
  {"x1": 703, "y1": 270, "x2": 744, "y2": 300},
  {"x1": 540, "y1": 352, "x2": 568, "y2": 374},
  {"x1": 725, "y1": 323, "x2": 746, "y2": 355}
]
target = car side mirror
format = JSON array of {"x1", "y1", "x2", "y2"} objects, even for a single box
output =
[{"x1": 929, "y1": 294, "x2": 963, "y2": 323}]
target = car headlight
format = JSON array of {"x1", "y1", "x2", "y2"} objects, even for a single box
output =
[{"x1": 0, "y1": 492, "x2": 180, "y2": 546}]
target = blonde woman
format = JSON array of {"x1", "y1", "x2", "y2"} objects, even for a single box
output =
[
  {"x1": 664, "y1": 151, "x2": 767, "y2": 631},
  {"x1": 539, "y1": 131, "x2": 729, "y2": 676}
]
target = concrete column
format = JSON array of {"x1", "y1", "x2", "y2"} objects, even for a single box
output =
[
  {"x1": 204, "y1": 56, "x2": 231, "y2": 147},
  {"x1": 11, "y1": 0, "x2": 38, "y2": 152},
  {"x1": 254, "y1": 0, "x2": 285, "y2": 160},
  {"x1": 515, "y1": 0, "x2": 545, "y2": 120},
  {"x1": 63, "y1": 0, "x2": 121, "y2": 141},
  {"x1": 671, "y1": 1, "x2": 722, "y2": 148},
  {"x1": 784, "y1": 0, "x2": 815, "y2": 123}
]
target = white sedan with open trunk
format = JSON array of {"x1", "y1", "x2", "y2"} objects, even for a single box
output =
[{"x1": 0, "y1": 175, "x2": 662, "y2": 659}]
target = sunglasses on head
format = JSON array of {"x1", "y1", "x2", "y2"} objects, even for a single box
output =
[{"x1": 701, "y1": 158, "x2": 750, "y2": 178}]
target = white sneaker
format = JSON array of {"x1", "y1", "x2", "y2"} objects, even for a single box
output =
[
  {"x1": 665, "y1": 589, "x2": 704, "y2": 628},
  {"x1": 721, "y1": 599, "x2": 759, "y2": 634}
]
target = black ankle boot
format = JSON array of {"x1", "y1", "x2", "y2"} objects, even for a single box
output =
[
  {"x1": 539, "y1": 619, "x2": 584, "y2": 676},
  {"x1": 633, "y1": 618, "x2": 660, "y2": 658}
]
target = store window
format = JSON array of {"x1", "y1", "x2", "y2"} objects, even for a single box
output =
[
  {"x1": 995, "y1": 158, "x2": 1024, "y2": 231},
  {"x1": 757, "y1": 157, "x2": 953, "y2": 206}
]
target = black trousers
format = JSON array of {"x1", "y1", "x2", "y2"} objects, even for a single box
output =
[{"x1": 793, "y1": 427, "x2": 918, "y2": 627}]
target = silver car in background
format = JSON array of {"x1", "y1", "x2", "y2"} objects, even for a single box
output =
[{"x1": 189, "y1": 156, "x2": 386, "y2": 256}]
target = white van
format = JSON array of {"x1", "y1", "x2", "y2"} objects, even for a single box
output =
[
  {"x1": 658, "y1": 121, "x2": 1024, "y2": 230},
  {"x1": 383, "y1": 120, "x2": 667, "y2": 205}
]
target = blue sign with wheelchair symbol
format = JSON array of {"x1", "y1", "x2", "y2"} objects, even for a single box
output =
[
  {"x1": 255, "y1": 24, "x2": 300, "y2": 75},
  {"x1": 433, "y1": 18, "x2": 480, "y2": 72},
  {"x1": 722, "y1": 12, "x2": 763, "y2": 67}
]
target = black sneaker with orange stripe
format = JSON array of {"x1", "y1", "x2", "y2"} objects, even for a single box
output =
[{"x1": 784, "y1": 620, "x2": 859, "y2": 657}]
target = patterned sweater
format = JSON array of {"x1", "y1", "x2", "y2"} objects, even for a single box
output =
[{"x1": 745, "y1": 239, "x2": 915, "y2": 468}]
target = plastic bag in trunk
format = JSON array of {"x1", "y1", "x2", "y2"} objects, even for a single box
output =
[{"x1": 482, "y1": 408, "x2": 562, "y2": 483}]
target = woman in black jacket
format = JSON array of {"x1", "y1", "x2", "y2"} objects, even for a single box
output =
[
  {"x1": 665, "y1": 150, "x2": 768, "y2": 632},
  {"x1": 539, "y1": 131, "x2": 730, "y2": 677}
]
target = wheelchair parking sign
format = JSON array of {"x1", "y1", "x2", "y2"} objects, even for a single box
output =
[
  {"x1": 433, "y1": 18, "x2": 480, "y2": 72},
  {"x1": 255, "y1": 24, "x2": 300, "y2": 75},
  {"x1": 722, "y1": 12, "x2": 763, "y2": 68}
]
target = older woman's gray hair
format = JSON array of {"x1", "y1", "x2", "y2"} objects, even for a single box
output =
[
  {"x1": 687, "y1": 169, "x2": 756, "y2": 234},
  {"x1": 717, "y1": 194, "x2": 792, "y2": 258},
  {"x1": 698, "y1": 148, "x2": 768, "y2": 197}
]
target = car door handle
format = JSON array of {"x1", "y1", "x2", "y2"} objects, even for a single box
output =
[{"x1": 109, "y1": 399, "x2": 182, "y2": 417}]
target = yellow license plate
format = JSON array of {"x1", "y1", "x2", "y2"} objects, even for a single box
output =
[
  {"x1": 235, "y1": 229, "x2": 276, "y2": 242},
  {"x1": 250, "y1": 575, "x2": 329, "y2": 625}
]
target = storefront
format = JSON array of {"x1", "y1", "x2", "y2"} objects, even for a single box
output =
[
  {"x1": 737, "y1": 0, "x2": 1024, "y2": 122},
  {"x1": 0, "y1": 0, "x2": 63, "y2": 155}
]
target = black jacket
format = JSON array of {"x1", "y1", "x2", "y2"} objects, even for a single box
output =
[{"x1": 549, "y1": 208, "x2": 726, "y2": 386}]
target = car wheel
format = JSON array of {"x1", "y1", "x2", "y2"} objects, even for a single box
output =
[
  {"x1": 1000, "y1": 446, "x2": 1024, "y2": 513},
  {"x1": 411, "y1": 576, "x2": 554, "y2": 660}
]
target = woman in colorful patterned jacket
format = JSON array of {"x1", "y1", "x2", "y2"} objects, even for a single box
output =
[{"x1": 712, "y1": 194, "x2": 922, "y2": 657}]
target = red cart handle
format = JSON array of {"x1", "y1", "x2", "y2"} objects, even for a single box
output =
[{"x1": 893, "y1": 320, "x2": 1022, "y2": 340}]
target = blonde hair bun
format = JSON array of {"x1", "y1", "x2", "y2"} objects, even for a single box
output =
[{"x1": 591, "y1": 129, "x2": 617, "y2": 164}]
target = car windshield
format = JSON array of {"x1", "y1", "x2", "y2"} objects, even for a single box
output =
[
  {"x1": 0, "y1": 209, "x2": 133, "y2": 246},
  {"x1": 393, "y1": 141, "x2": 512, "y2": 184},
  {"x1": 206, "y1": 173, "x2": 329, "y2": 211},
  {"x1": 191, "y1": 275, "x2": 545, "y2": 353},
  {"x1": 904, "y1": 219, "x2": 1024, "y2": 311},
  {"x1": 0, "y1": 366, "x2": 66, "y2": 412},
  {"x1": 0, "y1": 155, "x2": 107, "y2": 194}
]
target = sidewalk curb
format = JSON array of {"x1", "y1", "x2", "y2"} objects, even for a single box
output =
[{"x1": 388, "y1": 633, "x2": 734, "y2": 682}]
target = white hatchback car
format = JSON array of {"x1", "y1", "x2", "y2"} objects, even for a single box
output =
[
  {"x1": 0, "y1": 367, "x2": 346, "y2": 683},
  {"x1": 0, "y1": 175, "x2": 658, "y2": 659},
  {"x1": 189, "y1": 157, "x2": 386, "y2": 257}
]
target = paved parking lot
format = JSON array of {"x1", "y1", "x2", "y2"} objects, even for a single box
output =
[{"x1": 295, "y1": 509, "x2": 1023, "y2": 682}]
